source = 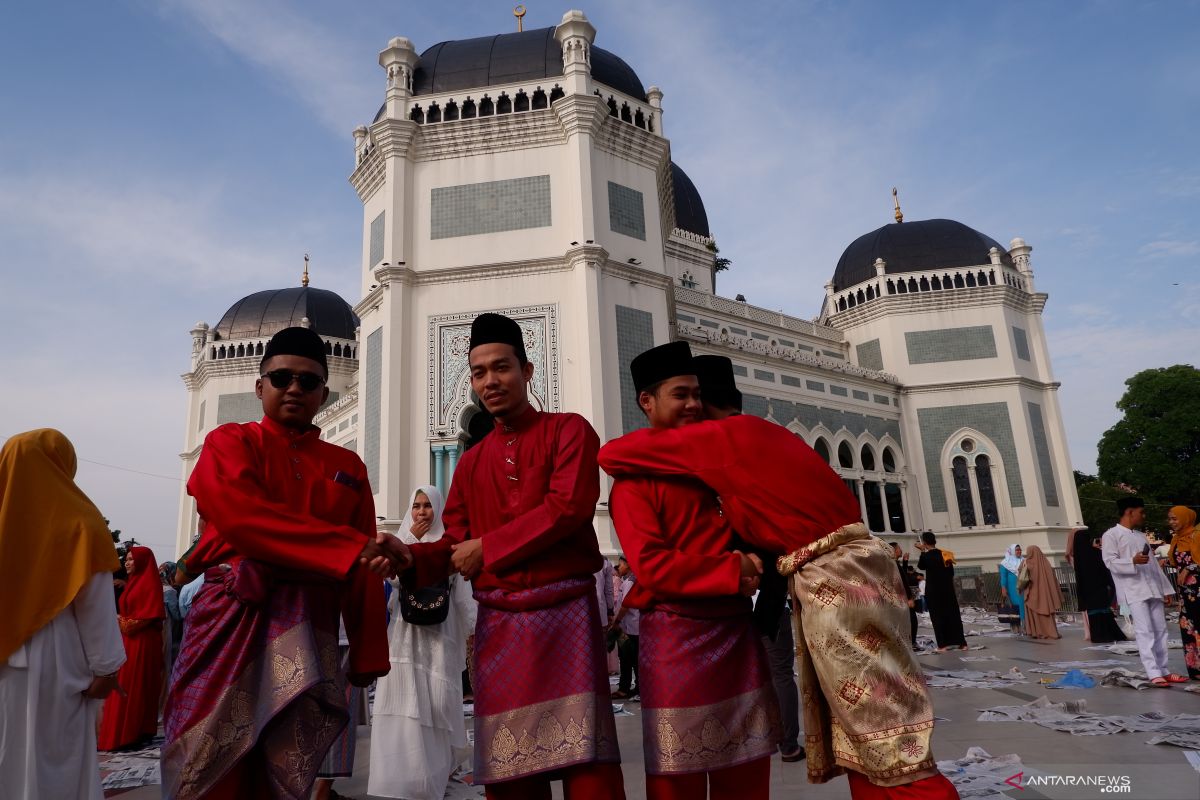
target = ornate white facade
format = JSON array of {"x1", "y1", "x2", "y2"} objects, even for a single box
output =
[{"x1": 176, "y1": 10, "x2": 1081, "y2": 570}]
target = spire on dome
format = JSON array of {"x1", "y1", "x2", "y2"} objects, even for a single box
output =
[
  {"x1": 302, "y1": 253, "x2": 310, "y2": 287},
  {"x1": 892, "y1": 187, "x2": 904, "y2": 224}
]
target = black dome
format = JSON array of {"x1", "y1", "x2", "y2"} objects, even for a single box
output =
[
  {"x1": 670, "y1": 162, "x2": 709, "y2": 238},
  {"x1": 214, "y1": 287, "x2": 359, "y2": 341},
  {"x1": 411, "y1": 26, "x2": 647, "y2": 102},
  {"x1": 832, "y1": 219, "x2": 1013, "y2": 291}
]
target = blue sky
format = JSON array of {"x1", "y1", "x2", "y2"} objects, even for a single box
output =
[{"x1": 2, "y1": 1, "x2": 1197, "y2": 560}]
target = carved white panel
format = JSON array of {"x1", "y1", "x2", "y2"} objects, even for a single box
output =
[{"x1": 427, "y1": 304, "x2": 560, "y2": 437}]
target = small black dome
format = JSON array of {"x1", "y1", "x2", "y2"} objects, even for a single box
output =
[
  {"x1": 832, "y1": 219, "x2": 1012, "y2": 291},
  {"x1": 214, "y1": 287, "x2": 359, "y2": 341},
  {"x1": 670, "y1": 162, "x2": 709, "y2": 238},
  {"x1": 411, "y1": 26, "x2": 647, "y2": 102}
]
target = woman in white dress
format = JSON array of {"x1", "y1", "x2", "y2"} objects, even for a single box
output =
[
  {"x1": 0, "y1": 429, "x2": 126, "y2": 800},
  {"x1": 369, "y1": 484, "x2": 476, "y2": 800}
]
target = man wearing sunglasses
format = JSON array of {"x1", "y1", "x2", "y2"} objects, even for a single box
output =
[{"x1": 164, "y1": 326, "x2": 390, "y2": 800}]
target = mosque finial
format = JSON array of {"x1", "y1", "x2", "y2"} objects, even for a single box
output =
[
  {"x1": 514, "y1": 5, "x2": 526, "y2": 32},
  {"x1": 302, "y1": 253, "x2": 310, "y2": 287},
  {"x1": 892, "y1": 187, "x2": 904, "y2": 224}
]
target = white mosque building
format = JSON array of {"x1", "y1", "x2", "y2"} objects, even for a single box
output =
[{"x1": 175, "y1": 10, "x2": 1081, "y2": 571}]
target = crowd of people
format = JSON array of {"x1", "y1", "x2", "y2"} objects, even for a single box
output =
[{"x1": 3, "y1": 315, "x2": 1197, "y2": 799}]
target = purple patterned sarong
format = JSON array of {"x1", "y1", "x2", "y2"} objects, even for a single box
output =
[
  {"x1": 639, "y1": 597, "x2": 780, "y2": 775},
  {"x1": 471, "y1": 577, "x2": 621, "y2": 784},
  {"x1": 162, "y1": 561, "x2": 347, "y2": 800}
]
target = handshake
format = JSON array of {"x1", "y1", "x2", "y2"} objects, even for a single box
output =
[{"x1": 358, "y1": 532, "x2": 488, "y2": 580}]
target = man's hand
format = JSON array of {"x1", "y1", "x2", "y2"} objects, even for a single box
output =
[
  {"x1": 735, "y1": 550, "x2": 763, "y2": 597},
  {"x1": 1165, "y1": 594, "x2": 1176, "y2": 607},
  {"x1": 1133, "y1": 552, "x2": 1150, "y2": 565},
  {"x1": 82, "y1": 673, "x2": 120, "y2": 700},
  {"x1": 362, "y1": 533, "x2": 413, "y2": 577},
  {"x1": 451, "y1": 538, "x2": 485, "y2": 580}
]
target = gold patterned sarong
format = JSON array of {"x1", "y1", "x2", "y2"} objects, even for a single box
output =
[{"x1": 778, "y1": 524, "x2": 939, "y2": 787}]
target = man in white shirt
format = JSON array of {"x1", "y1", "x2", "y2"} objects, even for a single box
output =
[
  {"x1": 1102, "y1": 497, "x2": 1186, "y2": 685},
  {"x1": 608, "y1": 556, "x2": 640, "y2": 700}
]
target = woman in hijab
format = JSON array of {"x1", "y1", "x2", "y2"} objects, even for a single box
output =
[
  {"x1": 997, "y1": 544, "x2": 1025, "y2": 633},
  {"x1": 1166, "y1": 506, "x2": 1200, "y2": 679},
  {"x1": 916, "y1": 532, "x2": 968, "y2": 651},
  {"x1": 98, "y1": 545, "x2": 165, "y2": 750},
  {"x1": 1019, "y1": 545, "x2": 1062, "y2": 639},
  {"x1": 0, "y1": 429, "x2": 125, "y2": 799},
  {"x1": 369, "y1": 485, "x2": 477, "y2": 800},
  {"x1": 1072, "y1": 529, "x2": 1126, "y2": 644}
]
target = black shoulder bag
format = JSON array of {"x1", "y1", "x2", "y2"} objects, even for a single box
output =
[{"x1": 398, "y1": 577, "x2": 452, "y2": 625}]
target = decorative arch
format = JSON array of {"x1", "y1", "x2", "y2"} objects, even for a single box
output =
[{"x1": 938, "y1": 427, "x2": 1013, "y2": 528}]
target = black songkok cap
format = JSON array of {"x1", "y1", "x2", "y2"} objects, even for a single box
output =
[
  {"x1": 469, "y1": 313, "x2": 527, "y2": 362},
  {"x1": 1116, "y1": 496, "x2": 1145, "y2": 513},
  {"x1": 261, "y1": 326, "x2": 328, "y2": 376},
  {"x1": 630, "y1": 341, "x2": 695, "y2": 393},
  {"x1": 693, "y1": 354, "x2": 742, "y2": 408}
]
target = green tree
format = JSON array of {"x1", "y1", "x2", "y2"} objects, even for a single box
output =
[
  {"x1": 103, "y1": 517, "x2": 121, "y2": 544},
  {"x1": 1097, "y1": 364, "x2": 1200, "y2": 507}
]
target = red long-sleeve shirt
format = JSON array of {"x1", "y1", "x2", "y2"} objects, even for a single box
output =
[
  {"x1": 599, "y1": 415, "x2": 862, "y2": 557},
  {"x1": 607, "y1": 473, "x2": 743, "y2": 610},
  {"x1": 408, "y1": 406, "x2": 604, "y2": 592},
  {"x1": 183, "y1": 416, "x2": 388, "y2": 677}
]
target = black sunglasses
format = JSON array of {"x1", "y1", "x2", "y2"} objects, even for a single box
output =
[{"x1": 262, "y1": 369, "x2": 326, "y2": 392}]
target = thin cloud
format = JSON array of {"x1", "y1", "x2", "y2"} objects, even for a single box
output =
[
  {"x1": 157, "y1": 0, "x2": 375, "y2": 137},
  {"x1": 1137, "y1": 239, "x2": 1200, "y2": 258}
]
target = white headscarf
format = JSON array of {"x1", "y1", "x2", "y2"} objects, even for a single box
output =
[
  {"x1": 397, "y1": 484, "x2": 446, "y2": 546},
  {"x1": 1000, "y1": 543, "x2": 1023, "y2": 574}
]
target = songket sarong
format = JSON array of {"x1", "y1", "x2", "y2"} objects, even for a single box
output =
[
  {"x1": 778, "y1": 524, "x2": 939, "y2": 787},
  {"x1": 639, "y1": 597, "x2": 780, "y2": 775},
  {"x1": 162, "y1": 561, "x2": 346, "y2": 800},
  {"x1": 472, "y1": 577, "x2": 620, "y2": 784}
]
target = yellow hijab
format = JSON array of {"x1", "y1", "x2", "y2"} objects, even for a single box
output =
[
  {"x1": 1167, "y1": 505, "x2": 1200, "y2": 566},
  {"x1": 0, "y1": 429, "x2": 119, "y2": 661}
]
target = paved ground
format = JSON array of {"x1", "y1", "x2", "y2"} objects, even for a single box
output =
[{"x1": 112, "y1": 611, "x2": 1200, "y2": 799}]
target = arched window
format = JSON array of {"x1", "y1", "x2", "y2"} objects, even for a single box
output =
[
  {"x1": 953, "y1": 272, "x2": 965, "y2": 288},
  {"x1": 965, "y1": 272, "x2": 977, "y2": 287},
  {"x1": 864, "y1": 480, "x2": 885, "y2": 531},
  {"x1": 838, "y1": 441, "x2": 855, "y2": 469},
  {"x1": 607, "y1": 96, "x2": 618, "y2": 117},
  {"x1": 838, "y1": 297, "x2": 847, "y2": 311},
  {"x1": 549, "y1": 86, "x2": 564, "y2": 104},
  {"x1": 531, "y1": 88, "x2": 547, "y2": 110},
  {"x1": 514, "y1": 90, "x2": 529, "y2": 112},
  {"x1": 919, "y1": 276, "x2": 930, "y2": 291},
  {"x1": 409, "y1": 105, "x2": 425, "y2": 124},
  {"x1": 461, "y1": 98, "x2": 477, "y2": 118},
  {"x1": 497, "y1": 93, "x2": 512, "y2": 114},
  {"x1": 814, "y1": 437, "x2": 831, "y2": 464},
  {"x1": 952, "y1": 456, "x2": 977, "y2": 526},
  {"x1": 882, "y1": 447, "x2": 897, "y2": 473},
  {"x1": 426, "y1": 103, "x2": 441, "y2": 123},
  {"x1": 443, "y1": 100, "x2": 459, "y2": 121},
  {"x1": 620, "y1": 103, "x2": 632, "y2": 123},
  {"x1": 479, "y1": 95, "x2": 494, "y2": 116},
  {"x1": 975, "y1": 455, "x2": 1000, "y2": 524},
  {"x1": 634, "y1": 108, "x2": 646, "y2": 128},
  {"x1": 236, "y1": 343, "x2": 245, "y2": 357},
  {"x1": 860, "y1": 444, "x2": 876, "y2": 471},
  {"x1": 884, "y1": 484, "x2": 907, "y2": 532},
  {"x1": 254, "y1": 342, "x2": 263, "y2": 356}
]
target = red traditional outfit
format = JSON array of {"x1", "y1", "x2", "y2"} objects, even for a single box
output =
[
  {"x1": 606, "y1": 464, "x2": 780, "y2": 800},
  {"x1": 405, "y1": 406, "x2": 623, "y2": 799},
  {"x1": 98, "y1": 545, "x2": 165, "y2": 751},
  {"x1": 163, "y1": 416, "x2": 388, "y2": 800},
  {"x1": 599, "y1": 415, "x2": 959, "y2": 800}
]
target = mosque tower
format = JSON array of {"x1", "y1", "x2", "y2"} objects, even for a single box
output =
[
  {"x1": 819, "y1": 195, "x2": 1082, "y2": 559},
  {"x1": 340, "y1": 10, "x2": 711, "y2": 545}
]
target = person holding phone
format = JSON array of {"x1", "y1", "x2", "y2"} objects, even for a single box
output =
[{"x1": 1102, "y1": 497, "x2": 1185, "y2": 686}]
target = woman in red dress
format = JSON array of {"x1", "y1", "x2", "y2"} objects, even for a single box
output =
[{"x1": 98, "y1": 545, "x2": 165, "y2": 750}]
